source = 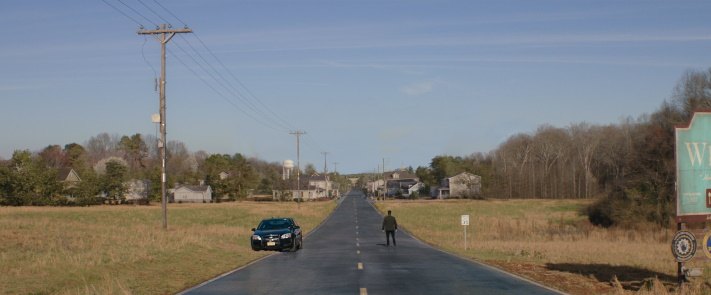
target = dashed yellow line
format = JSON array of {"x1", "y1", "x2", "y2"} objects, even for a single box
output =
[
  {"x1": 360, "y1": 288, "x2": 368, "y2": 295},
  {"x1": 357, "y1": 262, "x2": 363, "y2": 270}
]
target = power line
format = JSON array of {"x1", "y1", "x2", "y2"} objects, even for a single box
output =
[
  {"x1": 117, "y1": 0, "x2": 158, "y2": 27},
  {"x1": 131, "y1": 0, "x2": 294, "y2": 131},
  {"x1": 141, "y1": 36, "x2": 158, "y2": 80},
  {"x1": 100, "y1": 0, "x2": 144, "y2": 27},
  {"x1": 100, "y1": 0, "x2": 334, "y2": 155},
  {"x1": 303, "y1": 133, "x2": 324, "y2": 153},
  {"x1": 171, "y1": 40, "x2": 287, "y2": 131},
  {"x1": 190, "y1": 33, "x2": 295, "y2": 130},
  {"x1": 110, "y1": 0, "x2": 296, "y2": 133},
  {"x1": 136, "y1": 0, "x2": 172, "y2": 25},
  {"x1": 167, "y1": 47, "x2": 285, "y2": 133},
  {"x1": 175, "y1": 35, "x2": 291, "y2": 131},
  {"x1": 152, "y1": 0, "x2": 188, "y2": 27}
]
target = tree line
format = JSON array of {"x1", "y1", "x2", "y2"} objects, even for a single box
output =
[
  {"x1": 0, "y1": 133, "x2": 349, "y2": 206},
  {"x1": 415, "y1": 68, "x2": 711, "y2": 227}
]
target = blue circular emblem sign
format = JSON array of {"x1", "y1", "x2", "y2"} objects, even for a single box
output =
[{"x1": 703, "y1": 233, "x2": 711, "y2": 259}]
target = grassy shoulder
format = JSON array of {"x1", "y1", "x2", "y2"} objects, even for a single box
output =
[
  {"x1": 0, "y1": 200, "x2": 336, "y2": 295},
  {"x1": 374, "y1": 198, "x2": 709, "y2": 294}
]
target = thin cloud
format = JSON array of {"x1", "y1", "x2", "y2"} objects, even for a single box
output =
[{"x1": 401, "y1": 81, "x2": 435, "y2": 96}]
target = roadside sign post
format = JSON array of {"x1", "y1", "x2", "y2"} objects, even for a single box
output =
[
  {"x1": 461, "y1": 215, "x2": 470, "y2": 250},
  {"x1": 674, "y1": 111, "x2": 711, "y2": 285}
]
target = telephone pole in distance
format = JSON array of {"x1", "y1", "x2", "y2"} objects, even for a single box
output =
[
  {"x1": 321, "y1": 151, "x2": 329, "y2": 198},
  {"x1": 290, "y1": 130, "x2": 306, "y2": 204},
  {"x1": 138, "y1": 24, "x2": 192, "y2": 230}
]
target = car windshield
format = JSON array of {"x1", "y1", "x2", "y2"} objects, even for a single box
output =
[{"x1": 257, "y1": 219, "x2": 292, "y2": 230}]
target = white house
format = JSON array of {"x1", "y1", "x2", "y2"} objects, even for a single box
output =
[
  {"x1": 173, "y1": 185, "x2": 213, "y2": 203},
  {"x1": 308, "y1": 174, "x2": 331, "y2": 191},
  {"x1": 124, "y1": 179, "x2": 150, "y2": 203},
  {"x1": 290, "y1": 175, "x2": 331, "y2": 200},
  {"x1": 366, "y1": 179, "x2": 385, "y2": 195},
  {"x1": 436, "y1": 172, "x2": 481, "y2": 199},
  {"x1": 403, "y1": 182, "x2": 424, "y2": 197}
]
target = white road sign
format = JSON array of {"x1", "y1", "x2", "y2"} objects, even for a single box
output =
[{"x1": 461, "y1": 215, "x2": 470, "y2": 226}]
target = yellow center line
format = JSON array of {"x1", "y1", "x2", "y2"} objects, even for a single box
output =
[
  {"x1": 357, "y1": 262, "x2": 363, "y2": 270},
  {"x1": 360, "y1": 288, "x2": 368, "y2": 295}
]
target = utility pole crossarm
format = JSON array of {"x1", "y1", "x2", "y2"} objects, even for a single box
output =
[
  {"x1": 138, "y1": 27, "x2": 192, "y2": 44},
  {"x1": 137, "y1": 27, "x2": 193, "y2": 35}
]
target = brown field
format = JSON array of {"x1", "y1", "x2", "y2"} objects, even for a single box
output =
[
  {"x1": 0, "y1": 200, "x2": 336, "y2": 295},
  {"x1": 374, "y1": 198, "x2": 711, "y2": 295}
]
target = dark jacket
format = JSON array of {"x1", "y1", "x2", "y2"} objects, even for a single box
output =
[{"x1": 382, "y1": 215, "x2": 398, "y2": 231}]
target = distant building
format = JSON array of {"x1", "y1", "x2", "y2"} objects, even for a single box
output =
[
  {"x1": 435, "y1": 172, "x2": 481, "y2": 199},
  {"x1": 366, "y1": 179, "x2": 385, "y2": 195},
  {"x1": 57, "y1": 168, "x2": 82, "y2": 198},
  {"x1": 124, "y1": 179, "x2": 150, "y2": 203},
  {"x1": 403, "y1": 182, "x2": 424, "y2": 197},
  {"x1": 289, "y1": 174, "x2": 333, "y2": 200},
  {"x1": 173, "y1": 185, "x2": 213, "y2": 203},
  {"x1": 57, "y1": 168, "x2": 81, "y2": 186},
  {"x1": 384, "y1": 170, "x2": 419, "y2": 197}
]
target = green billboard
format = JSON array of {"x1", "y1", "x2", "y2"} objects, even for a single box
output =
[{"x1": 676, "y1": 111, "x2": 711, "y2": 223}]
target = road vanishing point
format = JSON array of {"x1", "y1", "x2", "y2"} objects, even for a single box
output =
[{"x1": 182, "y1": 191, "x2": 562, "y2": 295}]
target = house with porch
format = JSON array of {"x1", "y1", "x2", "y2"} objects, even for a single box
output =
[
  {"x1": 434, "y1": 172, "x2": 481, "y2": 199},
  {"x1": 57, "y1": 168, "x2": 81, "y2": 198}
]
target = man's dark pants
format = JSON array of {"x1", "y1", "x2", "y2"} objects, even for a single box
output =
[{"x1": 386, "y1": 230, "x2": 396, "y2": 246}]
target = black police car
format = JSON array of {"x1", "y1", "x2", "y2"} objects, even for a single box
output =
[{"x1": 251, "y1": 217, "x2": 303, "y2": 251}]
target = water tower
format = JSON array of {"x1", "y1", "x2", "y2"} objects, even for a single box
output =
[{"x1": 283, "y1": 160, "x2": 294, "y2": 180}]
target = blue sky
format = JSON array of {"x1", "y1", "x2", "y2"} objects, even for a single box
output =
[{"x1": 1, "y1": 0, "x2": 711, "y2": 174}]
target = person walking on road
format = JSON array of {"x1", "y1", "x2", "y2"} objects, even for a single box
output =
[{"x1": 382, "y1": 210, "x2": 398, "y2": 246}]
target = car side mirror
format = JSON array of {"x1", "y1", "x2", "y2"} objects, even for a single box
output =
[{"x1": 251, "y1": 228, "x2": 256, "y2": 232}]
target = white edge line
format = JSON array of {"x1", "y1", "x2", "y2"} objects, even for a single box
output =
[
  {"x1": 177, "y1": 196, "x2": 348, "y2": 294},
  {"x1": 366, "y1": 199, "x2": 567, "y2": 295}
]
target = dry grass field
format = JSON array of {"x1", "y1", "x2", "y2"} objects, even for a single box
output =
[
  {"x1": 0, "y1": 200, "x2": 336, "y2": 295},
  {"x1": 374, "y1": 199, "x2": 711, "y2": 295}
]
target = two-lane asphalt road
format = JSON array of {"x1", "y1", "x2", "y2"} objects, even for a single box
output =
[{"x1": 182, "y1": 191, "x2": 561, "y2": 295}]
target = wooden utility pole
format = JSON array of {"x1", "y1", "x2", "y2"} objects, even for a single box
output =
[
  {"x1": 321, "y1": 151, "x2": 329, "y2": 198},
  {"x1": 138, "y1": 24, "x2": 192, "y2": 230},
  {"x1": 290, "y1": 130, "x2": 306, "y2": 204},
  {"x1": 321, "y1": 152, "x2": 329, "y2": 174},
  {"x1": 382, "y1": 158, "x2": 386, "y2": 199}
]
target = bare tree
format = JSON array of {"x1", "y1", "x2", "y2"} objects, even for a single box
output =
[
  {"x1": 85, "y1": 133, "x2": 121, "y2": 163},
  {"x1": 570, "y1": 123, "x2": 601, "y2": 198},
  {"x1": 532, "y1": 125, "x2": 568, "y2": 198}
]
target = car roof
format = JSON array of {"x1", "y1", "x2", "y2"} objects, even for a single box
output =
[
  {"x1": 260, "y1": 217, "x2": 294, "y2": 222},
  {"x1": 262, "y1": 217, "x2": 292, "y2": 220}
]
